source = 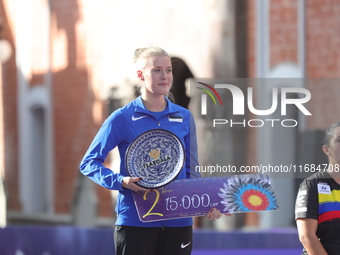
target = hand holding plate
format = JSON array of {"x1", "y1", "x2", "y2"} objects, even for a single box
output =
[{"x1": 122, "y1": 177, "x2": 149, "y2": 192}]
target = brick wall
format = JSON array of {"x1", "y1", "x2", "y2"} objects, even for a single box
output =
[
  {"x1": 1, "y1": 0, "x2": 114, "y2": 219},
  {"x1": 306, "y1": 0, "x2": 340, "y2": 78},
  {"x1": 305, "y1": 0, "x2": 340, "y2": 129},
  {"x1": 51, "y1": 1, "x2": 113, "y2": 215},
  {"x1": 270, "y1": 0, "x2": 298, "y2": 68},
  {"x1": 0, "y1": 1, "x2": 20, "y2": 211}
]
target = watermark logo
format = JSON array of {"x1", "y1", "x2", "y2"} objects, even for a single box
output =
[
  {"x1": 196, "y1": 82, "x2": 223, "y2": 115},
  {"x1": 196, "y1": 82, "x2": 312, "y2": 128}
]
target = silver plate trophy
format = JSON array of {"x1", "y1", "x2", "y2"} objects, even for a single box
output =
[{"x1": 125, "y1": 129, "x2": 185, "y2": 189}]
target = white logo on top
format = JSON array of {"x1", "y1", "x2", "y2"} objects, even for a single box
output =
[
  {"x1": 132, "y1": 115, "x2": 148, "y2": 121},
  {"x1": 181, "y1": 242, "x2": 191, "y2": 249},
  {"x1": 317, "y1": 183, "x2": 331, "y2": 194}
]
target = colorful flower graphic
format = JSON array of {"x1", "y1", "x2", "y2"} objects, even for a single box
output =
[{"x1": 218, "y1": 175, "x2": 278, "y2": 213}]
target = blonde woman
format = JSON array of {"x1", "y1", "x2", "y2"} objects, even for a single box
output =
[{"x1": 80, "y1": 47, "x2": 221, "y2": 255}]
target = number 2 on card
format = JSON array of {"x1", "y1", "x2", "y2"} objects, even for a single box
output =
[{"x1": 142, "y1": 189, "x2": 164, "y2": 218}]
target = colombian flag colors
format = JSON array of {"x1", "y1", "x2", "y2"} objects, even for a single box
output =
[{"x1": 318, "y1": 189, "x2": 340, "y2": 224}]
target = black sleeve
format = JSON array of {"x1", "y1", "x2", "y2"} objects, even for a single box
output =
[{"x1": 295, "y1": 178, "x2": 319, "y2": 220}]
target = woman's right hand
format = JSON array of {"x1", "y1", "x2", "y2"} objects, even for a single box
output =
[{"x1": 122, "y1": 177, "x2": 149, "y2": 192}]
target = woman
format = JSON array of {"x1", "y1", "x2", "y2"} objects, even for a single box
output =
[
  {"x1": 295, "y1": 122, "x2": 340, "y2": 255},
  {"x1": 80, "y1": 46, "x2": 221, "y2": 255}
]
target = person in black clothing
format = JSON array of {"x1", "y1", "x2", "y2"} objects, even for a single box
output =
[{"x1": 295, "y1": 122, "x2": 340, "y2": 255}]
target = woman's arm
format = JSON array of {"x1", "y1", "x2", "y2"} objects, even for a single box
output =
[
  {"x1": 185, "y1": 113, "x2": 201, "y2": 178},
  {"x1": 79, "y1": 112, "x2": 125, "y2": 190},
  {"x1": 296, "y1": 218, "x2": 328, "y2": 255}
]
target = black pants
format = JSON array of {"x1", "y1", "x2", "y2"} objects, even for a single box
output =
[{"x1": 114, "y1": 225, "x2": 193, "y2": 255}]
